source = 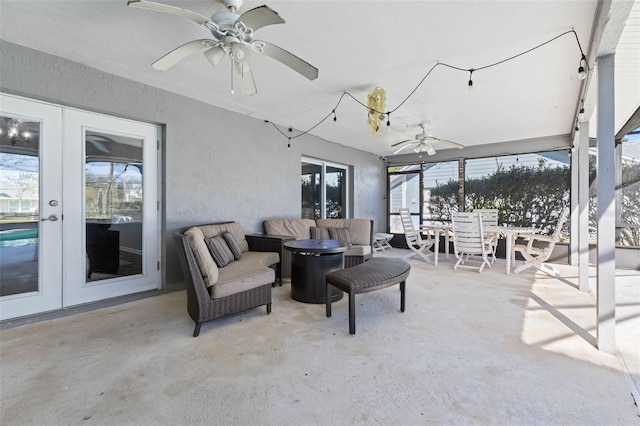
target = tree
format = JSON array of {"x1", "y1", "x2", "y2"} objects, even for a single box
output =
[{"x1": 428, "y1": 160, "x2": 570, "y2": 235}]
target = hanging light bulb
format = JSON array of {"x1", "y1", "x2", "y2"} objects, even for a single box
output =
[
  {"x1": 467, "y1": 69, "x2": 474, "y2": 91},
  {"x1": 578, "y1": 55, "x2": 587, "y2": 80},
  {"x1": 577, "y1": 98, "x2": 585, "y2": 120},
  {"x1": 332, "y1": 110, "x2": 337, "y2": 123}
]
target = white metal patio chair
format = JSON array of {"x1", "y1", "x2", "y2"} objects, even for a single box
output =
[
  {"x1": 474, "y1": 208, "x2": 499, "y2": 264},
  {"x1": 399, "y1": 208, "x2": 434, "y2": 263},
  {"x1": 513, "y1": 208, "x2": 569, "y2": 275},
  {"x1": 451, "y1": 212, "x2": 493, "y2": 273}
]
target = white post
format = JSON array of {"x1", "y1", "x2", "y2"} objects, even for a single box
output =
[
  {"x1": 570, "y1": 145, "x2": 579, "y2": 265},
  {"x1": 596, "y1": 53, "x2": 616, "y2": 354},
  {"x1": 578, "y1": 121, "x2": 590, "y2": 292}
]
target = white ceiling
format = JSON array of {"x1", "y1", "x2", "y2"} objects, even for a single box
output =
[{"x1": 0, "y1": 0, "x2": 634, "y2": 156}]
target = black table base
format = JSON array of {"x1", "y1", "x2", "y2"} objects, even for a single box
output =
[{"x1": 290, "y1": 252, "x2": 344, "y2": 304}]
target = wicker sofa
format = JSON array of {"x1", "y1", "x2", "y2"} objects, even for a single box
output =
[
  {"x1": 246, "y1": 218, "x2": 374, "y2": 282},
  {"x1": 173, "y1": 221, "x2": 280, "y2": 337}
]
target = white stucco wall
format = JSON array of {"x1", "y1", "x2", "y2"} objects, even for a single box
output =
[{"x1": 0, "y1": 41, "x2": 383, "y2": 286}]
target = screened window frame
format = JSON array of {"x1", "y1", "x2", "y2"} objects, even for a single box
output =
[{"x1": 301, "y1": 157, "x2": 350, "y2": 220}]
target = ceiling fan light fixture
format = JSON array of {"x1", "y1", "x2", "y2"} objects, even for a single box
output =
[{"x1": 204, "y1": 45, "x2": 226, "y2": 66}]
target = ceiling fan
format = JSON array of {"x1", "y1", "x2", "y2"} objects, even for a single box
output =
[
  {"x1": 127, "y1": 0, "x2": 319, "y2": 95},
  {"x1": 391, "y1": 124, "x2": 464, "y2": 155}
]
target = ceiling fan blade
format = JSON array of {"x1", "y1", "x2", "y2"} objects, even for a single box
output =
[
  {"x1": 258, "y1": 41, "x2": 318, "y2": 80},
  {"x1": 127, "y1": 0, "x2": 210, "y2": 26},
  {"x1": 232, "y1": 58, "x2": 257, "y2": 96},
  {"x1": 393, "y1": 143, "x2": 415, "y2": 154},
  {"x1": 432, "y1": 137, "x2": 465, "y2": 149},
  {"x1": 236, "y1": 5, "x2": 285, "y2": 31},
  {"x1": 204, "y1": 45, "x2": 226, "y2": 66},
  {"x1": 425, "y1": 141, "x2": 437, "y2": 156},
  {"x1": 391, "y1": 139, "x2": 413, "y2": 147},
  {"x1": 152, "y1": 40, "x2": 213, "y2": 71}
]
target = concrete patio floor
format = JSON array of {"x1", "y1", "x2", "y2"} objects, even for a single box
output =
[{"x1": 1, "y1": 249, "x2": 638, "y2": 424}]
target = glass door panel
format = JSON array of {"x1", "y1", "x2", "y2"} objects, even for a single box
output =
[
  {"x1": 85, "y1": 132, "x2": 143, "y2": 282},
  {"x1": 0, "y1": 95, "x2": 63, "y2": 320},
  {"x1": 388, "y1": 171, "x2": 421, "y2": 233},
  {"x1": 0, "y1": 117, "x2": 40, "y2": 296},
  {"x1": 63, "y1": 109, "x2": 159, "y2": 307},
  {"x1": 301, "y1": 162, "x2": 321, "y2": 219},
  {"x1": 325, "y1": 165, "x2": 346, "y2": 219}
]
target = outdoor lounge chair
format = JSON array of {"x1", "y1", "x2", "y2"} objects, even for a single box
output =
[
  {"x1": 513, "y1": 209, "x2": 569, "y2": 275},
  {"x1": 451, "y1": 212, "x2": 493, "y2": 273},
  {"x1": 474, "y1": 208, "x2": 499, "y2": 264},
  {"x1": 399, "y1": 208, "x2": 434, "y2": 263}
]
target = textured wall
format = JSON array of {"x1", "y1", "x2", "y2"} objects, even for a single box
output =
[{"x1": 0, "y1": 41, "x2": 384, "y2": 286}]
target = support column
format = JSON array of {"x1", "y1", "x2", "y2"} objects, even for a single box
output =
[
  {"x1": 596, "y1": 53, "x2": 616, "y2": 354},
  {"x1": 570, "y1": 145, "x2": 579, "y2": 265},
  {"x1": 578, "y1": 121, "x2": 590, "y2": 292}
]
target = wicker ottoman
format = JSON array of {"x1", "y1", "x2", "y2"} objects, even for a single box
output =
[{"x1": 325, "y1": 257, "x2": 411, "y2": 334}]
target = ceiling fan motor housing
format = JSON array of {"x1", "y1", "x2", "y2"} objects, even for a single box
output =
[
  {"x1": 223, "y1": 0, "x2": 243, "y2": 12},
  {"x1": 211, "y1": 11, "x2": 239, "y2": 28}
]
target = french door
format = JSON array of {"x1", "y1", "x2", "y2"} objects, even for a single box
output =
[{"x1": 0, "y1": 94, "x2": 160, "y2": 320}]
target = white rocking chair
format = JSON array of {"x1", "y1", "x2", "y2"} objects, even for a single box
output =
[
  {"x1": 451, "y1": 212, "x2": 493, "y2": 273},
  {"x1": 513, "y1": 209, "x2": 569, "y2": 275},
  {"x1": 399, "y1": 208, "x2": 434, "y2": 263},
  {"x1": 474, "y1": 208, "x2": 499, "y2": 264}
]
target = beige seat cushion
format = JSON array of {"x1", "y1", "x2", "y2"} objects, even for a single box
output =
[
  {"x1": 211, "y1": 259, "x2": 276, "y2": 298},
  {"x1": 316, "y1": 219, "x2": 372, "y2": 245},
  {"x1": 240, "y1": 250, "x2": 280, "y2": 269},
  {"x1": 344, "y1": 245, "x2": 372, "y2": 257},
  {"x1": 184, "y1": 226, "x2": 219, "y2": 287},
  {"x1": 264, "y1": 219, "x2": 316, "y2": 240}
]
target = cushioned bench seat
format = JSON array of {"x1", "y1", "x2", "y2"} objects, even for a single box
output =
[{"x1": 325, "y1": 258, "x2": 411, "y2": 334}]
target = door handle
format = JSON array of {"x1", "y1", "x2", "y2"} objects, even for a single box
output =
[{"x1": 41, "y1": 214, "x2": 59, "y2": 222}]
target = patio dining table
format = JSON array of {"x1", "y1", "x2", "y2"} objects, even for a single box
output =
[
  {"x1": 421, "y1": 223, "x2": 538, "y2": 274},
  {"x1": 485, "y1": 225, "x2": 539, "y2": 275},
  {"x1": 420, "y1": 224, "x2": 451, "y2": 266}
]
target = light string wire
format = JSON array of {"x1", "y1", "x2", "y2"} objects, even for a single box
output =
[{"x1": 269, "y1": 29, "x2": 588, "y2": 144}]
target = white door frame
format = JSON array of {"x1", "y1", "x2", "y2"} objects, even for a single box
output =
[
  {"x1": 62, "y1": 108, "x2": 160, "y2": 307},
  {"x1": 0, "y1": 94, "x2": 161, "y2": 319},
  {"x1": 0, "y1": 95, "x2": 63, "y2": 320}
]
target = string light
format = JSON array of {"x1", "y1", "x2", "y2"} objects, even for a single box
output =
[
  {"x1": 577, "y1": 99, "x2": 585, "y2": 120},
  {"x1": 578, "y1": 54, "x2": 587, "y2": 80},
  {"x1": 264, "y1": 29, "x2": 588, "y2": 143}
]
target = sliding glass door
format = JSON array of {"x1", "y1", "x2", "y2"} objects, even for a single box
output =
[{"x1": 301, "y1": 158, "x2": 348, "y2": 219}]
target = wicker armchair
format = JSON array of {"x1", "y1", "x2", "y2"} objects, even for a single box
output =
[{"x1": 173, "y1": 224, "x2": 276, "y2": 337}]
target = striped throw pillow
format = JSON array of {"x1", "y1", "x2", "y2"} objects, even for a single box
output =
[
  {"x1": 205, "y1": 235, "x2": 235, "y2": 267},
  {"x1": 310, "y1": 226, "x2": 330, "y2": 240},
  {"x1": 328, "y1": 227, "x2": 352, "y2": 243},
  {"x1": 222, "y1": 232, "x2": 242, "y2": 260}
]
